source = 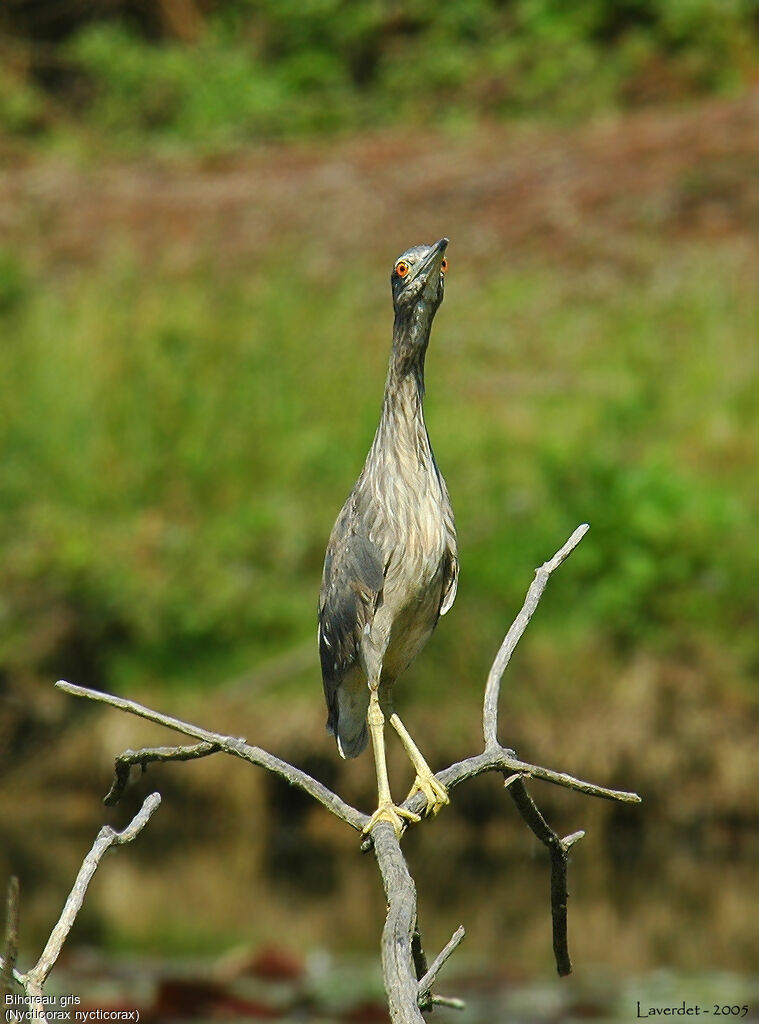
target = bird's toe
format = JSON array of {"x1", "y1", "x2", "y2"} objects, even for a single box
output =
[
  {"x1": 406, "y1": 772, "x2": 449, "y2": 817},
  {"x1": 363, "y1": 800, "x2": 421, "y2": 838}
]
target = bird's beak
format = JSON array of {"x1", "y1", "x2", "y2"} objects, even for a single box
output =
[{"x1": 414, "y1": 237, "x2": 449, "y2": 283}]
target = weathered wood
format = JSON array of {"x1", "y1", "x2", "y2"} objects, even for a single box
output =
[
  {"x1": 372, "y1": 823, "x2": 426, "y2": 1023},
  {"x1": 1, "y1": 795, "x2": 161, "y2": 1023},
  {"x1": 21, "y1": 524, "x2": 641, "y2": 1015}
]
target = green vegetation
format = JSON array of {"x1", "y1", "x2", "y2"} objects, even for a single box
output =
[
  {"x1": 2, "y1": 1, "x2": 757, "y2": 984},
  {"x1": 1, "y1": 243, "x2": 756, "y2": 704},
  {"x1": 1, "y1": 0, "x2": 757, "y2": 809},
  {"x1": 2, "y1": 0, "x2": 758, "y2": 149}
]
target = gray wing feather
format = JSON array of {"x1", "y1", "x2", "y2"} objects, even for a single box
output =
[
  {"x1": 439, "y1": 546, "x2": 458, "y2": 616},
  {"x1": 438, "y1": 474, "x2": 458, "y2": 617},
  {"x1": 318, "y1": 503, "x2": 384, "y2": 738}
]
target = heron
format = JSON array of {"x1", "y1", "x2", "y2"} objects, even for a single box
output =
[{"x1": 318, "y1": 238, "x2": 458, "y2": 836}]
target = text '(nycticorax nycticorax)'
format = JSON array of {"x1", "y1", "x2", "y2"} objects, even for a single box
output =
[{"x1": 318, "y1": 238, "x2": 458, "y2": 836}]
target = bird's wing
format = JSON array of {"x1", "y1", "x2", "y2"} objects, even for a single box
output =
[
  {"x1": 438, "y1": 475, "x2": 458, "y2": 616},
  {"x1": 439, "y1": 544, "x2": 459, "y2": 616},
  {"x1": 318, "y1": 504, "x2": 385, "y2": 714}
]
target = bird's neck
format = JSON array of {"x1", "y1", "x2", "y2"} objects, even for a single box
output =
[
  {"x1": 385, "y1": 310, "x2": 430, "y2": 400},
  {"x1": 371, "y1": 313, "x2": 431, "y2": 460}
]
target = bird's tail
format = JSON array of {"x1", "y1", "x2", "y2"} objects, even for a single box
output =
[
  {"x1": 324, "y1": 666, "x2": 370, "y2": 759},
  {"x1": 326, "y1": 708, "x2": 368, "y2": 759},
  {"x1": 335, "y1": 720, "x2": 368, "y2": 759}
]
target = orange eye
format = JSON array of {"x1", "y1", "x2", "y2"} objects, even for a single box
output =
[
  {"x1": 441, "y1": 258, "x2": 448, "y2": 273},
  {"x1": 395, "y1": 260, "x2": 410, "y2": 278}
]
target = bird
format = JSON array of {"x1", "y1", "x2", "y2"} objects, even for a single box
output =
[{"x1": 318, "y1": 238, "x2": 458, "y2": 836}]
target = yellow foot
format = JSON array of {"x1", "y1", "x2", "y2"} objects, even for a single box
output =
[
  {"x1": 363, "y1": 801, "x2": 421, "y2": 838},
  {"x1": 406, "y1": 771, "x2": 449, "y2": 817}
]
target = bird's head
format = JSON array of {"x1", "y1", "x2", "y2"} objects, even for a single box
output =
[{"x1": 390, "y1": 238, "x2": 448, "y2": 322}]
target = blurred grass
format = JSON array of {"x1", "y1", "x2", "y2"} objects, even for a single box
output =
[
  {"x1": 1, "y1": 240, "x2": 756, "y2": 707},
  {"x1": 2, "y1": 228, "x2": 758, "y2": 971},
  {"x1": 2, "y1": 0, "x2": 758, "y2": 986},
  {"x1": 2, "y1": 1, "x2": 759, "y2": 150}
]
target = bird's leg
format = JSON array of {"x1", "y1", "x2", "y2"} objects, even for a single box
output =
[
  {"x1": 390, "y1": 713, "x2": 449, "y2": 816},
  {"x1": 364, "y1": 685, "x2": 421, "y2": 838}
]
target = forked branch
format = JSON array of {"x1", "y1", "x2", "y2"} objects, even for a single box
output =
[
  {"x1": 483, "y1": 522, "x2": 590, "y2": 750},
  {"x1": 47, "y1": 524, "x2": 639, "y2": 1024},
  {"x1": 1, "y1": 794, "x2": 161, "y2": 1023}
]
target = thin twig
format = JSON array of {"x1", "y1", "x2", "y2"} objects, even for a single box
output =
[
  {"x1": 49, "y1": 525, "x2": 640, "y2": 1021},
  {"x1": 57, "y1": 682, "x2": 639, "y2": 825},
  {"x1": 417, "y1": 925, "x2": 465, "y2": 1005},
  {"x1": 429, "y1": 994, "x2": 466, "y2": 1009},
  {"x1": 0, "y1": 794, "x2": 162, "y2": 1022},
  {"x1": 483, "y1": 523, "x2": 589, "y2": 750},
  {"x1": 410, "y1": 914, "x2": 466, "y2": 1013},
  {"x1": 25, "y1": 793, "x2": 162, "y2": 992},
  {"x1": 404, "y1": 748, "x2": 640, "y2": 823},
  {"x1": 56, "y1": 680, "x2": 368, "y2": 832},
  {"x1": 508, "y1": 779, "x2": 583, "y2": 976},
  {"x1": 1, "y1": 876, "x2": 19, "y2": 1000},
  {"x1": 104, "y1": 741, "x2": 219, "y2": 805},
  {"x1": 562, "y1": 830, "x2": 585, "y2": 850},
  {"x1": 0, "y1": 958, "x2": 23, "y2": 993}
]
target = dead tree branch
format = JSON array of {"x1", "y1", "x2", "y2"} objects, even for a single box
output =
[
  {"x1": 49, "y1": 524, "x2": 640, "y2": 1022},
  {"x1": 508, "y1": 779, "x2": 585, "y2": 976},
  {"x1": 371, "y1": 822, "x2": 426, "y2": 1023},
  {"x1": 417, "y1": 925, "x2": 466, "y2": 1008},
  {"x1": 1, "y1": 876, "x2": 19, "y2": 1001},
  {"x1": 56, "y1": 680, "x2": 369, "y2": 832},
  {"x1": 1, "y1": 794, "x2": 161, "y2": 1022},
  {"x1": 105, "y1": 741, "x2": 220, "y2": 805},
  {"x1": 57, "y1": 681, "x2": 638, "y2": 814},
  {"x1": 479, "y1": 521, "x2": 598, "y2": 976},
  {"x1": 483, "y1": 522, "x2": 589, "y2": 750}
]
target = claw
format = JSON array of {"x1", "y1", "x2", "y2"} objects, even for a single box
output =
[
  {"x1": 363, "y1": 800, "x2": 421, "y2": 838},
  {"x1": 406, "y1": 771, "x2": 449, "y2": 816}
]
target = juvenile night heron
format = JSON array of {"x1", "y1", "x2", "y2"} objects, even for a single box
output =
[{"x1": 318, "y1": 238, "x2": 458, "y2": 836}]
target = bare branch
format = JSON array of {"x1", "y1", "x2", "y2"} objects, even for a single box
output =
[
  {"x1": 48, "y1": 524, "x2": 640, "y2": 1018},
  {"x1": 25, "y1": 793, "x2": 161, "y2": 992},
  {"x1": 56, "y1": 680, "x2": 369, "y2": 832},
  {"x1": 406, "y1": 748, "x2": 640, "y2": 821},
  {"x1": 1, "y1": 876, "x2": 19, "y2": 1000},
  {"x1": 429, "y1": 994, "x2": 466, "y2": 1010},
  {"x1": 58, "y1": 681, "x2": 639, "y2": 823},
  {"x1": 104, "y1": 741, "x2": 219, "y2": 806},
  {"x1": 0, "y1": 794, "x2": 161, "y2": 1023},
  {"x1": 417, "y1": 925, "x2": 465, "y2": 1007},
  {"x1": 56, "y1": 669, "x2": 639, "y2": 1013},
  {"x1": 508, "y1": 779, "x2": 585, "y2": 976},
  {"x1": 371, "y1": 823, "x2": 426, "y2": 1024},
  {"x1": 483, "y1": 523, "x2": 589, "y2": 750},
  {"x1": 562, "y1": 830, "x2": 586, "y2": 850}
]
